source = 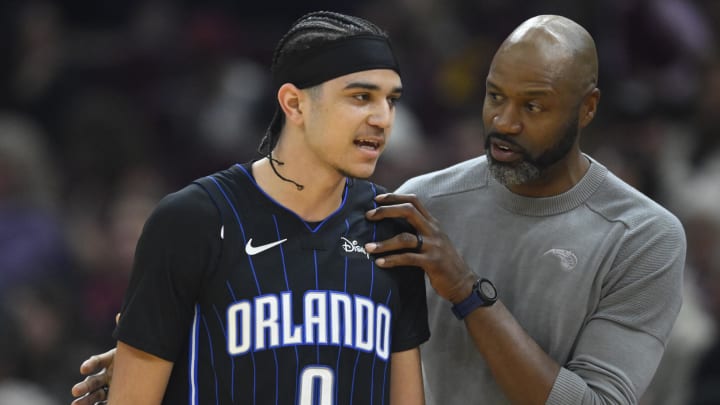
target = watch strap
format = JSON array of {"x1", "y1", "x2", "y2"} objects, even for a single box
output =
[
  {"x1": 451, "y1": 279, "x2": 485, "y2": 320},
  {"x1": 451, "y1": 278, "x2": 497, "y2": 320}
]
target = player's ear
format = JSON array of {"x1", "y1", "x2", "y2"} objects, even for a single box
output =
[{"x1": 278, "y1": 83, "x2": 306, "y2": 126}]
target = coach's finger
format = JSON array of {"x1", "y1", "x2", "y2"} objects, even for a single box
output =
[
  {"x1": 71, "y1": 371, "x2": 109, "y2": 398},
  {"x1": 70, "y1": 385, "x2": 107, "y2": 405},
  {"x1": 79, "y1": 349, "x2": 115, "y2": 375},
  {"x1": 366, "y1": 204, "x2": 431, "y2": 235},
  {"x1": 366, "y1": 232, "x2": 420, "y2": 255},
  {"x1": 375, "y1": 193, "x2": 433, "y2": 219}
]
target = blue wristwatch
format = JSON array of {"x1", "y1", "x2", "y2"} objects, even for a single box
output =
[{"x1": 451, "y1": 278, "x2": 497, "y2": 320}]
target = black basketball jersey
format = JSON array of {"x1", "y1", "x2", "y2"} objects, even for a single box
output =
[{"x1": 115, "y1": 163, "x2": 430, "y2": 405}]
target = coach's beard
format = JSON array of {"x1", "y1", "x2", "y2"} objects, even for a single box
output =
[
  {"x1": 485, "y1": 116, "x2": 578, "y2": 186},
  {"x1": 486, "y1": 145, "x2": 541, "y2": 185}
]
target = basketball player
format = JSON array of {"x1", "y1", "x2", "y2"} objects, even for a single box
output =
[{"x1": 71, "y1": 11, "x2": 429, "y2": 405}]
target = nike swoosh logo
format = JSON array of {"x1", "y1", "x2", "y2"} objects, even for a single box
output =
[{"x1": 245, "y1": 238, "x2": 288, "y2": 256}]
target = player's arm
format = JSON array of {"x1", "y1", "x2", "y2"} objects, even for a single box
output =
[
  {"x1": 80, "y1": 185, "x2": 218, "y2": 404},
  {"x1": 389, "y1": 347, "x2": 425, "y2": 405},
  {"x1": 106, "y1": 341, "x2": 173, "y2": 405}
]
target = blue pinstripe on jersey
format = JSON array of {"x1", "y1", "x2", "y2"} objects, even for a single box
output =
[
  {"x1": 190, "y1": 304, "x2": 200, "y2": 405},
  {"x1": 379, "y1": 291, "x2": 393, "y2": 405},
  {"x1": 201, "y1": 314, "x2": 219, "y2": 404},
  {"x1": 211, "y1": 304, "x2": 232, "y2": 403},
  {"x1": 213, "y1": 177, "x2": 264, "y2": 404},
  {"x1": 272, "y1": 213, "x2": 299, "y2": 404}
]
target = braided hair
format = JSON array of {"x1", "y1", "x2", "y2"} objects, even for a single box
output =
[{"x1": 257, "y1": 11, "x2": 390, "y2": 190}]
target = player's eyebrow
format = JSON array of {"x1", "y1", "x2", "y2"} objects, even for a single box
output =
[{"x1": 344, "y1": 82, "x2": 403, "y2": 96}]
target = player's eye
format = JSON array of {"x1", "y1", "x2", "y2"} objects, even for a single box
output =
[{"x1": 353, "y1": 93, "x2": 370, "y2": 102}]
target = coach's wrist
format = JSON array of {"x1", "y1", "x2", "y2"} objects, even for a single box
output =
[{"x1": 448, "y1": 273, "x2": 478, "y2": 304}]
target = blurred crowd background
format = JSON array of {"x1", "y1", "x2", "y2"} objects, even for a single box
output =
[{"x1": 1, "y1": 0, "x2": 719, "y2": 404}]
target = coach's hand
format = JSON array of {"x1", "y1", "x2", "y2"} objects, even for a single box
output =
[
  {"x1": 365, "y1": 193, "x2": 477, "y2": 304},
  {"x1": 70, "y1": 347, "x2": 115, "y2": 405}
]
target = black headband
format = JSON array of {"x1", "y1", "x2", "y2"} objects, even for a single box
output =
[{"x1": 272, "y1": 34, "x2": 400, "y2": 90}]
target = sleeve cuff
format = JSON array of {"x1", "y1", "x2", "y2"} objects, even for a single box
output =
[{"x1": 546, "y1": 367, "x2": 586, "y2": 405}]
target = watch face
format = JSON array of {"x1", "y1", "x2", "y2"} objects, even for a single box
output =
[{"x1": 479, "y1": 280, "x2": 497, "y2": 300}]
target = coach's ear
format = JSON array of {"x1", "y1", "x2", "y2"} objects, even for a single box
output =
[
  {"x1": 277, "y1": 83, "x2": 306, "y2": 126},
  {"x1": 579, "y1": 87, "x2": 600, "y2": 128}
]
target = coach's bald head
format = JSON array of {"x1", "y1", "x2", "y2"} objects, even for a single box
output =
[{"x1": 493, "y1": 15, "x2": 599, "y2": 97}]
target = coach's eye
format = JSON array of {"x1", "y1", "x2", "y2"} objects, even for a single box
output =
[
  {"x1": 526, "y1": 102, "x2": 542, "y2": 113},
  {"x1": 487, "y1": 92, "x2": 503, "y2": 104}
]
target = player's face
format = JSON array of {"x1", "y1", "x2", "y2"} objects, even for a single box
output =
[
  {"x1": 302, "y1": 69, "x2": 402, "y2": 179},
  {"x1": 481, "y1": 47, "x2": 583, "y2": 188}
]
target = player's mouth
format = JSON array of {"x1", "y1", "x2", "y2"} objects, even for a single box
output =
[{"x1": 354, "y1": 137, "x2": 384, "y2": 158}]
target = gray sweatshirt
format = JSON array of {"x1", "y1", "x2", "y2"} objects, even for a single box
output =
[{"x1": 397, "y1": 155, "x2": 686, "y2": 404}]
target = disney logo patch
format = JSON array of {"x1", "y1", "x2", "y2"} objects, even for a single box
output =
[{"x1": 340, "y1": 236, "x2": 370, "y2": 259}]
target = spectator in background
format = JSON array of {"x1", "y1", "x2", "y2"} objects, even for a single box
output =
[
  {"x1": 0, "y1": 113, "x2": 74, "y2": 402},
  {"x1": 673, "y1": 167, "x2": 720, "y2": 405},
  {"x1": 0, "y1": 114, "x2": 66, "y2": 289}
]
